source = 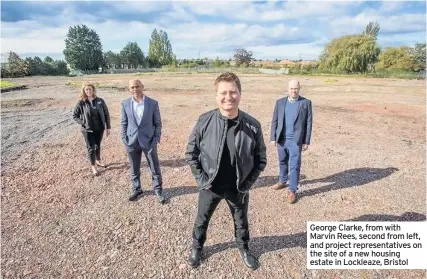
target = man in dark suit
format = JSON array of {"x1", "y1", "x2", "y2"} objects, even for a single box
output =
[
  {"x1": 121, "y1": 79, "x2": 167, "y2": 203},
  {"x1": 270, "y1": 80, "x2": 312, "y2": 204}
]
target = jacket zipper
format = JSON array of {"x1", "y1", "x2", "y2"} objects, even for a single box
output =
[
  {"x1": 206, "y1": 116, "x2": 227, "y2": 188},
  {"x1": 234, "y1": 121, "x2": 240, "y2": 191},
  {"x1": 235, "y1": 121, "x2": 248, "y2": 203}
]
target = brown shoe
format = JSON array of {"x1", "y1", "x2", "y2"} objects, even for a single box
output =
[
  {"x1": 273, "y1": 181, "x2": 288, "y2": 190},
  {"x1": 288, "y1": 192, "x2": 297, "y2": 204}
]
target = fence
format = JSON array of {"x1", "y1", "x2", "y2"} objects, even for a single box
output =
[
  {"x1": 259, "y1": 68, "x2": 290, "y2": 74},
  {"x1": 417, "y1": 70, "x2": 426, "y2": 80},
  {"x1": 103, "y1": 67, "x2": 289, "y2": 75}
]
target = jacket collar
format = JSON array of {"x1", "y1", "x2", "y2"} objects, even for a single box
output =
[{"x1": 216, "y1": 109, "x2": 241, "y2": 123}]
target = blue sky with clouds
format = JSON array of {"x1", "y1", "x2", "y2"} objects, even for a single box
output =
[{"x1": 1, "y1": 1, "x2": 426, "y2": 62}]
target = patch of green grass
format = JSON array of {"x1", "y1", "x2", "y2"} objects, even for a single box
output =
[
  {"x1": 366, "y1": 69, "x2": 420, "y2": 79},
  {"x1": 65, "y1": 81, "x2": 79, "y2": 87},
  {"x1": 0, "y1": 80, "x2": 27, "y2": 92},
  {"x1": 1, "y1": 80, "x2": 18, "y2": 89},
  {"x1": 65, "y1": 81, "x2": 127, "y2": 91}
]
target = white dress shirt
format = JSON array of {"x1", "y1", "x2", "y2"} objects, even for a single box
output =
[{"x1": 132, "y1": 96, "x2": 145, "y2": 124}]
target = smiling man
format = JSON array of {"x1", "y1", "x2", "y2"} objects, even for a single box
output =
[{"x1": 185, "y1": 72, "x2": 267, "y2": 270}]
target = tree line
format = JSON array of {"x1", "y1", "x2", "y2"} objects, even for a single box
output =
[
  {"x1": 231, "y1": 22, "x2": 425, "y2": 74},
  {"x1": 1, "y1": 52, "x2": 69, "y2": 77},
  {"x1": 2, "y1": 22, "x2": 425, "y2": 78},
  {"x1": 1, "y1": 25, "x2": 177, "y2": 77},
  {"x1": 318, "y1": 22, "x2": 425, "y2": 73}
]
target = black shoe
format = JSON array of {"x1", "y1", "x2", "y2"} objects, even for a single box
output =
[
  {"x1": 155, "y1": 190, "x2": 168, "y2": 204},
  {"x1": 128, "y1": 190, "x2": 143, "y2": 202},
  {"x1": 239, "y1": 249, "x2": 259, "y2": 270},
  {"x1": 188, "y1": 247, "x2": 202, "y2": 268}
]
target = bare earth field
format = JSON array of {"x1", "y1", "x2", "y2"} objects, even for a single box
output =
[{"x1": 1, "y1": 73, "x2": 426, "y2": 279}]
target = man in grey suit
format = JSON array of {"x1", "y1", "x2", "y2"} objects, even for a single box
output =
[
  {"x1": 270, "y1": 80, "x2": 312, "y2": 204},
  {"x1": 121, "y1": 79, "x2": 167, "y2": 203}
]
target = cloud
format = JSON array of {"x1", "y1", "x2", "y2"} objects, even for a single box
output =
[
  {"x1": 250, "y1": 42, "x2": 325, "y2": 60},
  {"x1": 1, "y1": 1, "x2": 425, "y2": 62},
  {"x1": 329, "y1": 10, "x2": 426, "y2": 36},
  {"x1": 379, "y1": 1, "x2": 406, "y2": 13},
  {"x1": 172, "y1": 22, "x2": 308, "y2": 46},
  {"x1": 178, "y1": 1, "x2": 362, "y2": 22},
  {"x1": 258, "y1": 1, "x2": 363, "y2": 21},
  {"x1": 1, "y1": 20, "x2": 67, "y2": 54},
  {"x1": 377, "y1": 31, "x2": 426, "y2": 47},
  {"x1": 0, "y1": 2, "x2": 63, "y2": 22}
]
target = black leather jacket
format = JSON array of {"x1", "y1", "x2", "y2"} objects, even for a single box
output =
[
  {"x1": 73, "y1": 97, "x2": 111, "y2": 132},
  {"x1": 185, "y1": 109, "x2": 267, "y2": 192}
]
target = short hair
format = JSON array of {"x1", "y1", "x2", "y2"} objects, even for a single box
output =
[
  {"x1": 214, "y1": 72, "x2": 242, "y2": 94},
  {"x1": 79, "y1": 83, "x2": 97, "y2": 101}
]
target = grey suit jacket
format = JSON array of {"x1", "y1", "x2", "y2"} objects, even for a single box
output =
[
  {"x1": 270, "y1": 96, "x2": 313, "y2": 145},
  {"x1": 121, "y1": 96, "x2": 162, "y2": 152}
]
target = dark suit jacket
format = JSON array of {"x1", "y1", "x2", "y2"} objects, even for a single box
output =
[
  {"x1": 121, "y1": 96, "x2": 162, "y2": 152},
  {"x1": 270, "y1": 96, "x2": 312, "y2": 145}
]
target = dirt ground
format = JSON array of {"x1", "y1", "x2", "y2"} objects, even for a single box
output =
[{"x1": 1, "y1": 73, "x2": 426, "y2": 279}]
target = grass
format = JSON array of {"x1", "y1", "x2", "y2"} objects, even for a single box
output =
[
  {"x1": 65, "y1": 81, "x2": 127, "y2": 91},
  {"x1": 0, "y1": 80, "x2": 27, "y2": 92},
  {"x1": 365, "y1": 69, "x2": 420, "y2": 79}
]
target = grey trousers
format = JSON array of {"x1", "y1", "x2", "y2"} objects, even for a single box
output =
[{"x1": 127, "y1": 142, "x2": 163, "y2": 193}]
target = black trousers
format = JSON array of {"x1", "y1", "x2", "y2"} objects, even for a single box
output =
[
  {"x1": 81, "y1": 130, "x2": 104, "y2": 165},
  {"x1": 192, "y1": 186, "x2": 250, "y2": 250}
]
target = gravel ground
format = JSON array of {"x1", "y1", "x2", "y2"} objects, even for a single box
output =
[{"x1": 1, "y1": 74, "x2": 426, "y2": 279}]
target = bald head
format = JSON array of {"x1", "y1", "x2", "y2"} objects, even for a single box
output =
[
  {"x1": 288, "y1": 79, "x2": 300, "y2": 99},
  {"x1": 129, "y1": 79, "x2": 144, "y2": 100}
]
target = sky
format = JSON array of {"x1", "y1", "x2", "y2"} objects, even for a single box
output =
[{"x1": 1, "y1": 1, "x2": 426, "y2": 62}]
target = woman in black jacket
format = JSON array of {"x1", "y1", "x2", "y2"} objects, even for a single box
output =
[{"x1": 73, "y1": 83, "x2": 111, "y2": 176}]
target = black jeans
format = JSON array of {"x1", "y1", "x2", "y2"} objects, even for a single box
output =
[
  {"x1": 192, "y1": 186, "x2": 250, "y2": 250},
  {"x1": 81, "y1": 130, "x2": 104, "y2": 165}
]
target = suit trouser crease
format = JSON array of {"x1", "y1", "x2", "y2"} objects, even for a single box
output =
[
  {"x1": 128, "y1": 142, "x2": 162, "y2": 192},
  {"x1": 192, "y1": 189, "x2": 250, "y2": 250},
  {"x1": 82, "y1": 130, "x2": 103, "y2": 165},
  {"x1": 277, "y1": 139, "x2": 302, "y2": 193}
]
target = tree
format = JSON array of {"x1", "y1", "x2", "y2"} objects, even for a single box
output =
[
  {"x1": 24, "y1": 57, "x2": 37, "y2": 76},
  {"x1": 114, "y1": 53, "x2": 124, "y2": 69},
  {"x1": 44, "y1": 56, "x2": 54, "y2": 64},
  {"x1": 148, "y1": 29, "x2": 174, "y2": 67},
  {"x1": 319, "y1": 35, "x2": 380, "y2": 73},
  {"x1": 170, "y1": 54, "x2": 178, "y2": 67},
  {"x1": 377, "y1": 43, "x2": 426, "y2": 71},
  {"x1": 412, "y1": 43, "x2": 426, "y2": 70},
  {"x1": 377, "y1": 46, "x2": 415, "y2": 70},
  {"x1": 363, "y1": 21, "x2": 380, "y2": 38},
  {"x1": 63, "y1": 25, "x2": 104, "y2": 70},
  {"x1": 212, "y1": 57, "x2": 222, "y2": 67},
  {"x1": 120, "y1": 42, "x2": 145, "y2": 69},
  {"x1": 6, "y1": 51, "x2": 26, "y2": 77},
  {"x1": 159, "y1": 30, "x2": 173, "y2": 65},
  {"x1": 21, "y1": 56, "x2": 68, "y2": 76},
  {"x1": 233, "y1": 49, "x2": 253, "y2": 67},
  {"x1": 33, "y1": 56, "x2": 47, "y2": 75},
  {"x1": 52, "y1": 60, "x2": 69, "y2": 75},
  {"x1": 104, "y1": 51, "x2": 117, "y2": 69}
]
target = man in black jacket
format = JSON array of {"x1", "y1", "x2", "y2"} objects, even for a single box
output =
[{"x1": 185, "y1": 72, "x2": 267, "y2": 270}]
